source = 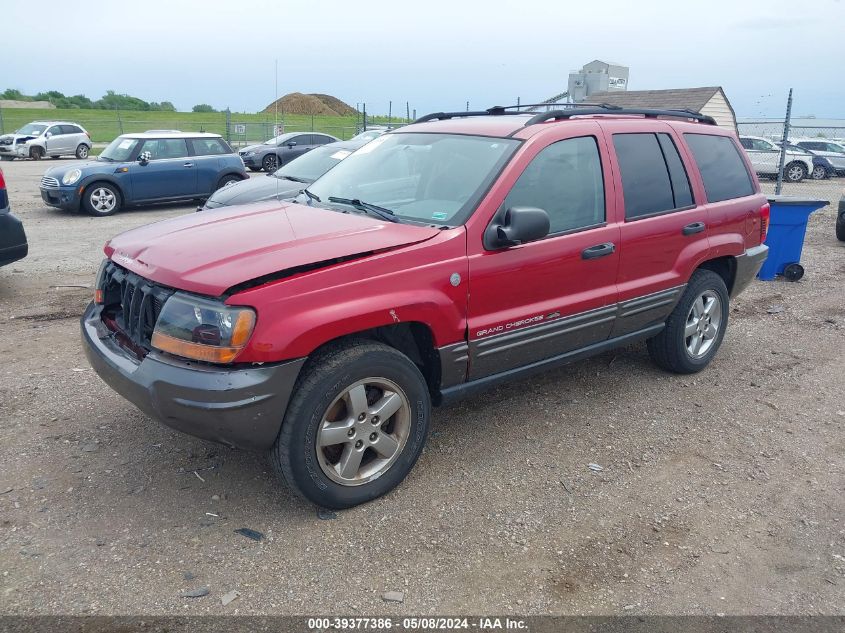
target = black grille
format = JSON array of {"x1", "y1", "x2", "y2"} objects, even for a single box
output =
[{"x1": 100, "y1": 262, "x2": 174, "y2": 349}]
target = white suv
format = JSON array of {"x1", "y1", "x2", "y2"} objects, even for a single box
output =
[
  {"x1": 791, "y1": 138, "x2": 845, "y2": 176},
  {"x1": 738, "y1": 135, "x2": 813, "y2": 183},
  {"x1": 0, "y1": 121, "x2": 92, "y2": 161}
]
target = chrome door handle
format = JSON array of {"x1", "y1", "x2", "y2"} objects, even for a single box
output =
[{"x1": 183, "y1": 162, "x2": 194, "y2": 168}]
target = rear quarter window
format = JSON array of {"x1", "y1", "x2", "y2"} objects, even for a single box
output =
[
  {"x1": 684, "y1": 134, "x2": 755, "y2": 202},
  {"x1": 190, "y1": 138, "x2": 231, "y2": 156}
]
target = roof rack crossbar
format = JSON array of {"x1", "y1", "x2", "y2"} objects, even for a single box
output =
[
  {"x1": 413, "y1": 104, "x2": 716, "y2": 126},
  {"x1": 524, "y1": 107, "x2": 717, "y2": 127}
]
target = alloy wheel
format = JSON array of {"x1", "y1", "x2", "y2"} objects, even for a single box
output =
[
  {"x1": 315, "y1": 378, "x2": 411, "y2": 486},
  {"x1": 684, "y1": 290, "x2": 722, "y2": 358},
  {"x1": 90, "y1": 187, "x2": 117, "y2": 214}
]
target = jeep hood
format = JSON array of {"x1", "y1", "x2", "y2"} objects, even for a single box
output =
[{"x1": 104, "y1": 201, "x2": 441, "y2": 296}]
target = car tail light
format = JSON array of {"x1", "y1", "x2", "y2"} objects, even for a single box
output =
[
  {"x1": 759, "y1": 202, "x2": 770, "y2": 243},
  {"x1": 0, "y1": 167, "x2": 5, "y2": 190}
]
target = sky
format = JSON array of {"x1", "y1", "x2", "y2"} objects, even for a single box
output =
[{"x1": 3, "y1": 0, "x2": 844, "y2": 118}]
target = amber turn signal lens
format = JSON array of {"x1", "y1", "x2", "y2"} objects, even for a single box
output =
[
  {"x1": 151, "y1": 332, "x2": 243, "y2": 364},
  {"x1": 94, "y1": 289, "x2": 104, "y2": 304}
]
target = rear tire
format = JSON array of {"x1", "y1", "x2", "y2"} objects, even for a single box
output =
[
  {"x1": 75, "y1": 144, "x2": 90, "y2": 159},
  {"x1": 647, "y1": 269, "x2": 730, "y2": 374},
  {"x1": 29, "y1": 147, "x2": 43, "y2": 161},
  {"x1": 215, "y1": 174, "x2": 242, "y2": 191},
  {"x1": 270, "y1": 340, "x2": 431, "y2": 509},
  {"x1": 783, "y1": 263, "x2": 804, "y2": 281},
  {"x1": 836, "y1": 213, "x2": 845, "y2": 242},
  {"x1": 82, "y1": 182, "x2": 122, "y2": 216},
  {"x1": 784, "y1": 162, "x2": 807, "y2": 183}
]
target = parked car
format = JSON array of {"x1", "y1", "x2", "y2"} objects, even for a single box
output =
[
  {"x1": 203, "y1": 139, "x2": 368, "y2": 211},
  {"x1": 82, "y1": 106, "x2": 769, "y2": 508},
  {"x1": 40, "y1": 132, "x2": 247, "y2": 216},
  {"x1": 0, "y1": 166, "x2": 28, "y2": 266},
  {"x1": 0, "y1": 121, "x2": 92, "y2": 161},
  {"x1": 776, "y1": 141, "x2": 835, "y2": 180},
  {"x1": 349, "y1": 128, "x2": 389, "y2": 143},
  {"x1": 239, "y1": 132, "x2": 339, "y2": 172},
  {"x1": 837, "y1": 188, "x2": 845, "y2": 242},
  {"x1": 791, "y1": 138, "x2": 845, "y2": 176},
  {"x1": 739, "y1": 135, "x2": 813, "y2": 182}
]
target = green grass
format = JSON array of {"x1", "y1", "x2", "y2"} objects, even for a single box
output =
[{"x1": 0, "y1": 107, "x2": 407, "y2": 145}]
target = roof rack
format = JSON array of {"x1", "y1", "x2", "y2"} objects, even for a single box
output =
[
  {"x1": 414, "y1": 103, "x2": 715, "y2": 126},
  {"x1": 523, "y1": 107, "x2": 716, "y2": 126}
]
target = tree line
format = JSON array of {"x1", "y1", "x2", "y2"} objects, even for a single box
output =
[{"x1": 1, "y1": 89, "x2": 217, "y2": 113}]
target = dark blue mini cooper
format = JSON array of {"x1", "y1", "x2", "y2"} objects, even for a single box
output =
[{"x1": 40, "y1": 132, "x2": 247, "y2": 216}]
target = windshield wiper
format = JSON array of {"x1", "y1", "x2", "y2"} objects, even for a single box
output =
[
  {"x1": 281, "y1": 174, "x2": 309, "y2": 183},
  {"x1": 328, "y1": 197, "x2": 399, "y2": 223},
  {"x1": 302, "y1": 188, "x2": 321, "y2": 203}
]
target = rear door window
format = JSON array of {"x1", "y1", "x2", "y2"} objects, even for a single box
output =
[
  {"x1": 684, "y1": 134, "x2": 755, "y2": 202},
  {"x1": 613, "y1": 133, "x2": 693, "y2": 219},
  {"x1": 61, "y1": 125, "x2": 82, "y2": 135},
  {"x1": 293, "y1": 135, "x2": 312, "y2": 146},
  {"x1": 189, "y1": 138, "x2": 230, "y2": 155}
]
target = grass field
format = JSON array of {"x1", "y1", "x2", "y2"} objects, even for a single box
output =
[{"x1": 0, "y1": 107, "x2": 405, "y2": 145}]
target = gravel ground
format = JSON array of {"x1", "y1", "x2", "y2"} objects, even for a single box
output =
[{"x1": 0, "y1": 158, "x2": 843, "y2": 616}]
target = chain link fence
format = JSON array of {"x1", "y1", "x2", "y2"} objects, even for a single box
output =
[
  {"x1": 736, "y1": 118, "x2": 845, "y2": 205},
  {"x1": 0, "y1": 106, "x2": 411, "y2": 151}
]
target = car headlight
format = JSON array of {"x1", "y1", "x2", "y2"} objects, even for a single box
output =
[
  {"x1": 62, "y1": 169, "x2": 82, "y2": 185},
  {"x1": 151, "y1": 294, "x2": 256, "y2": 363},
  {"x1": 244, "y1": 151, "x2": 254, "y2": 156}
]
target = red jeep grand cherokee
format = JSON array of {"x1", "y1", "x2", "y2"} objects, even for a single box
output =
[{"x1": 82, "y1": 105, "x2": 769, "y2": 509}]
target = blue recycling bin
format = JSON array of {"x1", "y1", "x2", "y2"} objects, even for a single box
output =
[{"x1": 757, "y1": 196, "x2": 829, "y2": 282}]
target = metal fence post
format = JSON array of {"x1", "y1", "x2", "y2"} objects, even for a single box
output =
[
  {"x1": 311, "y1": 114, "x2": 314, "y2": 132},
  {"x1": 774, "y1": 88, "x2": 793, "y2": 195},
  {"x1": 406, "y1": 101, "x2": 410, "y2": 123},
  {"x1": 225, "y1": 108, "x2": 231, "y2": 143},
  {"x1": 0, "y1": 105, "x2": 4, "y2": 135},
  {"x1": 115, "y1": 106, "x2": 124, "y2": 134},
  {"x1": 388, "y1": 101, "x2": 392, "y2": 128},
  {"x1": 363, "y1": 103, "x2": 367, "y2": 131}
]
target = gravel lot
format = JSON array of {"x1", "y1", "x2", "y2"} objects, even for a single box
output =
[{"x1": 0, "y1": 158, "x2": 843, "y2": 616}]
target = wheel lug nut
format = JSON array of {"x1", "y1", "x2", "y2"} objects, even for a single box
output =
[
  {"x1": 371, "y1": 416, "x2": 380, "y2": 425},
  {"x1": 347, "y1": 429, "x2": 355, "y2": 437},
  {"x1": 358, "y1": 413, "x2": 366, "y2": 421},
  {"x1": 369, "y1": 432, "x2": 378, "y2": 441},
  {"x1": 355, "y1": 440, "x2": 363, "y2": 449}
]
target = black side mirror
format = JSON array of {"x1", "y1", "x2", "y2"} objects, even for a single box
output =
[
  {"x1": 487, "y1": 206, "x2": 550, "y2": 249},
  {"x1": 287, "y1": 141, "x2": 297, "y2": 148}
]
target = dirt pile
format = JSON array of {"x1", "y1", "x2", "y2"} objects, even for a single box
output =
[{"x1": 262, "y1": 93, "x2": 357, "y2": 116}]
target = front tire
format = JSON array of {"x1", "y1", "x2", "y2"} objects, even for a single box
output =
[
  {"x1": 82, "y1": 182, "x2": 122, "y2": 216},
  {"x1": 262, "y1": 154, "x2": 278, "y2": 172},
  {"x1": 270, "y1": 340, "x2": 431, "y2": 509},
  {"x1": 29, "y1": 146, "x2": 43, "y2": 161},
  {"x1": 811, "y1": 165, "x2": 828, "y2": 180},
  {"x1": 836, "y1": 213, "x2": 845, "y2": 242},
  {"x1": 784, "y1": 162, "x2": 807, "y2": 183},
  {"x1": 647, "y1": 270, "x2": 730, "y2": 374},
  {"x1": 75, "y1": 144, "x2": 90, "y2": 159}
]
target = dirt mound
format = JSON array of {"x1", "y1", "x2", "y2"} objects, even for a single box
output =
[{"x1": 262, "y1": 93, "x2": 357, "y2": 116}]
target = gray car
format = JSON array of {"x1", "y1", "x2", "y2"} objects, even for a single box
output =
[
  {"x1": 238, "y1": 132, "x2": 339, "y2": 172},
  {"x1": 203, "y1": 139, "x2": 367, "y2": 210},
  {"x1": 0, "y1": 121, "x2": 92, "y2": 161}
]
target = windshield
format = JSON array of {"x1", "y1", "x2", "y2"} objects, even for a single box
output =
[
  {"x1": 275, "y1": 145, "x2": 353, "y2": 182},
  {"x1": 350, "y1": 130, "x2": 385, "y2": 143},
  {"x1": 263, "y1": 135, "x2": 290, "y2": 145},
  {"x1": 99, "y1": 136, "x2": 140, "y2": 162},
  {"x1": 15, "y1": 123, "x2": 47, "y2": 135},
  {"x1": 305, "y1": 133, "x2": 519, "y2": 225}
]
